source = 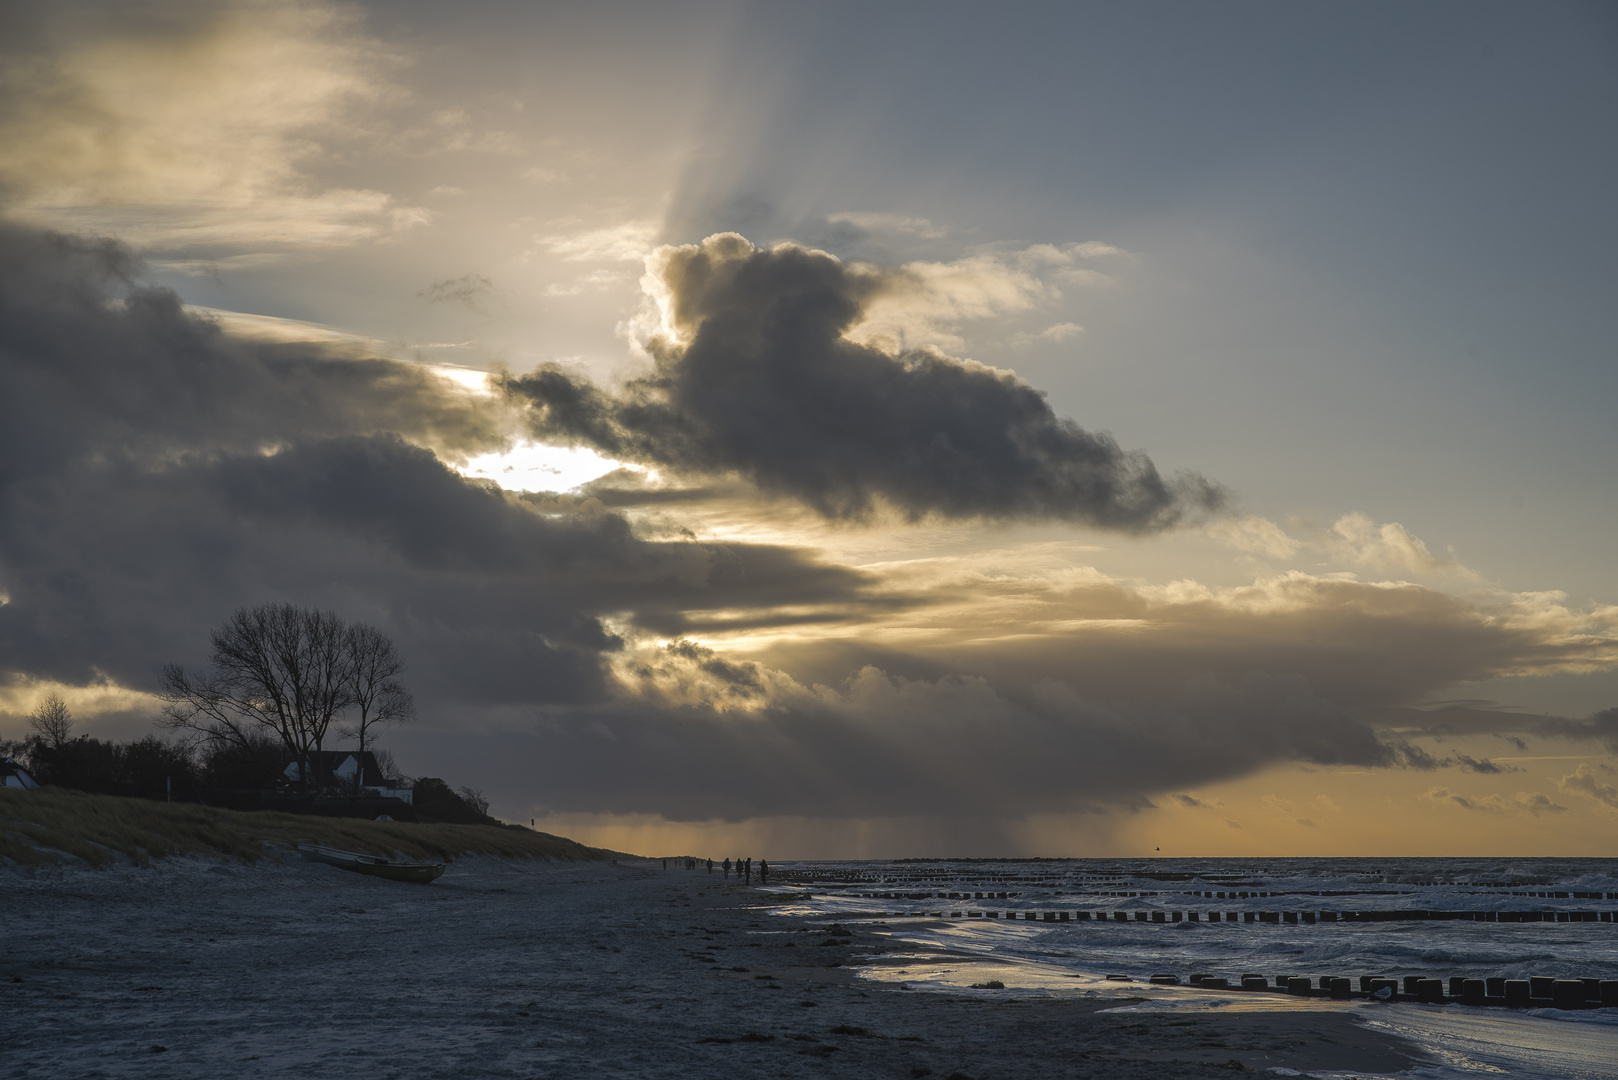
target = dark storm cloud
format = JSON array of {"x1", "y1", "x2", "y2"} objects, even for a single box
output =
[
  {"x1": 501, "y1": 233, "x2": 1224, "y2": 529},
  {"x1": 758, "y1": 572, "x2": 1613, "y2": 720},
  {"x1": 0, "y1": 223, "x2": 887, "y2": 709},
  {"x1": 418, "y1": 666, "x2": 1415, "y2": 821},
  {"x1": 1369, "y1": 704, "x2": 1618, "y2": 755},
  {"x1": 1541, "y1": 707, "x2": 1618, "y2": 754},
  {"x1": 0, "y1": 224, "x2": 509, "y2": 479}
]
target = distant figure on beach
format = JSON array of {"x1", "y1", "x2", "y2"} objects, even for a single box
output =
[
  {"x1": 706, "y1": 858, "x2": 713, "y2": 873},
  {"x1": 723, "y1": 857, "x2": 731, "y2": 878},
  {"x1": 745, "y1": 858, "x2": 752, "y2": 884},
  {"x1": 662, "y1": 859, "x2": 667, "y2": 870},
  {"x1": 759, "y1": 859, "x2": 768, "y2": 884}
]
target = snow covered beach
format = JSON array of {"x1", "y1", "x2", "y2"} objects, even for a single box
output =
[{"x1": 4, "y1": 854, "x2": 1431, "y2": 1079}]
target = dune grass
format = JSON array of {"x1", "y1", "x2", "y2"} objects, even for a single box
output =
[{"x1": 0, "y1": 787, "x2": 624, "y2": 868}]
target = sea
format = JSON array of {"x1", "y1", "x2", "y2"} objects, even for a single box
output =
[{"x1": 764, "y1": 857, "x2": 1618, "y2": 1078}]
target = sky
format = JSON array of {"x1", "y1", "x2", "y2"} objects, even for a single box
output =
[{"x1": 1, "y1": 0, "x2": 1616, "y2": 857}]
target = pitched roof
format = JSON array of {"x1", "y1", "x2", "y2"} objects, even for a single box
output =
[
  {"x1": 2, "y1": 756, "x2": 39, "y2": 789},
  {"x1": 282, "y1": 750, "x2": 391, "y2": 787}
]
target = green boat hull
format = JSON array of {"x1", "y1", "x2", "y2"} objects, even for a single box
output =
[{"x1": 298, "y1": 843, "x2": 445, "y2": 884}]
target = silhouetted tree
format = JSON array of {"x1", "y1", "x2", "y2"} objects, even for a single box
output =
[
  {"x1": 370, "y1": 747, "x2": 406, "y2": 786},
  {"x1": 341, "y1": 624, "x2": 414, "y2": 754},
  {"x1": 411, "y1": 777, "x2": 497, "y2": 824},
  {"x1": 160, "y1": 604, "x2": 352, "y2": 791},
  {"x1": 27, "y1": 692, "x2": 74, "y2": 750},
  {"x1": 160, "y1": 604, "x2": 415, "y2": 794},
  {"x1": 457, "y1": 785, "x2": 490, "y2": 816}
]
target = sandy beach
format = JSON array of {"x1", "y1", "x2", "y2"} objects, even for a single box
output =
[{"x1": 2, "y1": 854, "x2": 1428, "y2": 1079}]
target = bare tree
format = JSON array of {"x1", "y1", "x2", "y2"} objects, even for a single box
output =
[
  {"x1": 27, "y1": 692, "x2": 74, "y2": 750},
  {"x1": 341, "y1": 624, "x2": 415, "y2": 755},
  {"x1": 159, "y1": 604, "x2": 354, "y2": 792},
  {"x1": 370, "y1": 747, "x2": 406, "y2": 787},
  {"x1": 458, "y1": 785, "x2": 490, "y2": 817}
]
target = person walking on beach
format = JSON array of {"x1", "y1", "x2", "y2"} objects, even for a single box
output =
[
  {"x1": 707, "y1": 858, "x2": 713, "y2": 873},
  {"x1": 745, "y1": 858, "x2": 752, "y2": 884},
  {"x1": 723, "y1": 857, "x2": 731, "y2": 878},
  {"x1": 759, "y1": 859, "x2": 768, "y2": 885}
]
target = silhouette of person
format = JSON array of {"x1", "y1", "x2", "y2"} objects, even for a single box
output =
[
  {"x1": 707, "y1": 858, "x2": 713, "y2": 873},
  {"x1": 744, "y1": 858, "x2": 752, "y2": 884},
  {"x1": 723, "y1": 857, "x2": 731, "y2": 878},
  {"x1": 759, "y1": 859, "x2": 768, "y2": 884}
]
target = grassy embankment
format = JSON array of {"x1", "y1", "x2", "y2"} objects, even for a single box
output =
[{"x1": 0, "y1": 787, "x2": 623, "y2": 868}]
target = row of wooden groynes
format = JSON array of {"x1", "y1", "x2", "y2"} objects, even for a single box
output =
[
  {"x1": 898, "y1": 908, "x2": 1618, "y2": 923},
  {"x1": 1157, "y1": 972, "x2": 1618, "y2": 1009}
]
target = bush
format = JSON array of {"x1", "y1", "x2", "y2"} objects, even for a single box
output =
[
  {"x1": 22, "y1": 734, "x2": 199, "y2": 800},
  {"x1": 118, "y1": 736, "x2": 199, "y2": 800},
  {"x1": 27, "y1": 735, "x2": 122, "y2": 794},
  {"x1": 411, "y1": 777, "x2": 499, "y2": 825},
  {"x1": 199, "y1": 731, "x2": 286, "y2": 789}
]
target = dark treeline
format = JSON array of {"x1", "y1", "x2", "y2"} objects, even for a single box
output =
[
  {"x1": 4, "y1": 603, "x2": 501, "y2": 825},
  {"x1": 4, "y1": 728, "x2": 218, "y2": 801},
  {"x1": 5, "y1": 713, "x2": 356, "y2": 802},
  {"x1": 3, "y1": 694, "x2": 496, "y2": 825}
]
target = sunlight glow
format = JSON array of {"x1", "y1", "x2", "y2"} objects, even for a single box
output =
[{"x1": 459, "y1": 441, "x2": 637, "y2": 493}]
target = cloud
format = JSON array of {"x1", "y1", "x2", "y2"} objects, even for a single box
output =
[
  {"x1": 0, "y1": 0, "x2": 423, "y2": 254},
  {"x1": 1068, "y1": 241, "x2": 1127, "y2": 259},
  {"x1": 540, "y1": 220, "x2": 660, "y2": 262},
  {"x1": 543, "y1": 269, "x2": 629, "y2": 297},
  {"x1": 438, "y1": 663, "x2": 1411, "y2": 821},
  {"x1": 419, "y1": 273, "x2": 497, "y2": 312},
  {"x1": 1207, "y1": 513, "x2": 1485, "y2": 582},
  {"x1": 849, "y1": 249, "x2": 1059, "y2": 352},
  {"x1": 825, "y1": 212, "x2": 947, "y2": 239},
  {"x1": 2, "y1": 216, "x2": 1614, "y2": 830},
  {"x1": 1207, "y1": 515, "x2": 1301, "y2": 559},
  {"x1": 830, "y1": 566, "x2": 1618, "y2": 713},
  {"x1": 503, "y1": 233, "x2": 1224, "y2": 529},
  {"x1": 0, "y1": 220, "x2": 888, "y2": 722},
  {"x1": 1540, "y1": 707, "x2": 1618, "y2": 754},
  {"x1": 1452, "y1": 754, "x2": 1517, "y2": 774},
  {"x1": 1172, "y1": 793, "x2": 1208, "y2": 808},
  {"x1": 1323, "y1": 512, "x2": 1477, "y2": 580},
  {"x1": 1559, "y1": 764, "x2": 1618, "y2": 809},
  {"x1": 1011, "y1": 322, "x2": 1085, "y2": 347},
  {"x1": 1426, "y1": 787, "x2": 1569, "y2": 816}
]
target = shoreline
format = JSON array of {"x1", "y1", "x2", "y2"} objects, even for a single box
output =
[{"x1": 2, "y1": 854, "x2": 1429, "y2": 1078}]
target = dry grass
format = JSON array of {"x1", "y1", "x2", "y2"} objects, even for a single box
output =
[{"x1": 0, "y1": 787, "x2": 625, "y2": 868}]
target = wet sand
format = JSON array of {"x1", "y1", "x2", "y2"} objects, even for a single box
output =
[{"x1": 3, "y1": 855, "x2": 1423, "y2": 1078}]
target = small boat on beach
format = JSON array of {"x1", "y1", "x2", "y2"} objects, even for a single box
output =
[{"x1": 297, "y1": 843, "x2": 446, "y2": 884}]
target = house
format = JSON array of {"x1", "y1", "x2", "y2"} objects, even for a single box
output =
[
  {"x1": 2, "y1": 756, "x2": 39, "y2": 790},
  {"x1": 282, "y1": 750, "x2": 413, "y2": 804}
]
